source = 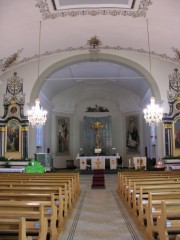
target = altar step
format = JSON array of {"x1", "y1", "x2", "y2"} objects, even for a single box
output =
[{"x1": 91, "y1": 169, "x2": 105, "y2": 189}]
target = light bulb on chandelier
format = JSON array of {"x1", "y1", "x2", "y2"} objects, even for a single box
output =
[
  {"x1": 28, "y1": 21, "x2": 47, "y2": 127},
  {"x1": 143, "y1": 96, "x2": 163, "y2": 126}
]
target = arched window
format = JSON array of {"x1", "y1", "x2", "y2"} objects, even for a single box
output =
[
  {"x1": 36, "y1": 125, "x2": 42, "y2": 147},
  {"x1": 150, "y1": 125, "x2": 156, "y2": 145}
]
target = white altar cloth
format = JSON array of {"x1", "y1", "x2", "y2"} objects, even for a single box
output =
[{"x1": 76, "y1": 156, "x2": 118, "y2": 170}]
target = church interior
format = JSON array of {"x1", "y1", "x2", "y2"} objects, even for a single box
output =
[{"x1": 0, "y1": 0, "x2": 180, "y2": 239}]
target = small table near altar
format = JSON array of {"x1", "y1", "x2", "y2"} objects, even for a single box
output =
[{"x1": 76, "y1": 156, "x2": 118, "y2": 170}]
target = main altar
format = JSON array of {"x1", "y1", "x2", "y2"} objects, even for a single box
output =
[{"x1": 76, "y1": 156, "x2": 118, "y2": 170}]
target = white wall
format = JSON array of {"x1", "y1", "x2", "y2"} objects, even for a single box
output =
[{"x1": 51, "y1": 97, "x2": 145, "y2": 168}]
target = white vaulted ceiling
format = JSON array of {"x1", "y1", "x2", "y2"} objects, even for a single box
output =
[
  {"x1": 41, "y1": 61, "x2": 148, "y2": 108},
  {"x1": 42, "y1": 62, "x2": 148, "y2": 100},
  {"x1": 0, "y1": 0, "x2": 179, "y2": 111}
]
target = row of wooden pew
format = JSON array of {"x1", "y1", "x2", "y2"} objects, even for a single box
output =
[
  {"x1": 0, "y1": 171, "x2": 80, "y2": 240},
  {"x1": 117, "y1": 170, "x2": 180, "y2": 240}
]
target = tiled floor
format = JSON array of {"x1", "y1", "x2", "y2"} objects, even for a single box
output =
[{"x1": 59, "y1": 174, "x2": 145, "y2": 240}]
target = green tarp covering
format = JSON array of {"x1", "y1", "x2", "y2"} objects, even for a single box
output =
[{"x1": 25, "y1": 160, "x2": 45, "y2": 173}]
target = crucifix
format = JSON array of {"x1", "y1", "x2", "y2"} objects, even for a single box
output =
[
  {"x1": 95, "y1": 158, "x2": 102, "y2": 169},
  {"x1": 90, "y1": 121, "x2": 106, "y2": 155}
]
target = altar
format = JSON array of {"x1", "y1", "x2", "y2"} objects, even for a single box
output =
[{"x1": 76, "y1": 156, "x2": 118, "y2": 170}]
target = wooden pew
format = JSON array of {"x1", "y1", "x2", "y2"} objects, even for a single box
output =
[
  {"x1": 0, "y1": 192, "x2": 63, "y2": 230},
  {"x1": 0, "y1": 172, "x2": 80, "y2": 239},
  {"x1": 128, "y1": 181, "x2": 180, "y2": 210},
  {"x1": 123, "y1": 175, "x2": 180, "y2": 201},
  {"x1": 0, "y1": 175, "x2": 79, "y2": 220},
  {"x1": 145, "y1": 197, "x2": 180, "y2": 239},
  {"x1": 12, "y1": 174, "x2": 79, "y2": 201},
  {"x1": 137, "y1": 188, "x2": 180, "y2": 225},
  {"x1": 0, "y1": 188, "x2": 62, "y2": 238},
  {"x1": 157, "y1": 200, "x2": 180, "y2": 240},
  {"x1": 0, "y1": 172, "x2": 80, "y2": 196},
  {"x1": 0, "y1": 184, "x2": 67, "y2": 219},
  {"x1": 117, "y1": 171, "x2": 180, "y2": 239},
  {"x1": 0, "y1": 202, "x2": 48, "y2": 240},
  {"x1": 11, "y1": 181, "x2": 72, "y2": 210},
  {"x1": 0, "y1": 217, "x2": 32, "y2": 240},
  {"x1": 130, "y1": 182, "x2": 180, "y2": 212},
  {"x1": 0, "y1": 173, "x2": 79, "y2": 207},
  {"x1": 0, "y1": 186, "x2": 64, "y2": 222},
  {"x1": 117, "y1": 171, "x2": 180, "y2": 195}
]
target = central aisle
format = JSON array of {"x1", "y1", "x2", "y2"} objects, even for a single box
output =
[{"x1": 59, "y1": 174, "x2": 145, "y2": 240}]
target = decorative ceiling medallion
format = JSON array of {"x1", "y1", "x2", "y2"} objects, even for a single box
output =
[{"x1": 35, "y1": 0, "x2": 153, "y2": 19}]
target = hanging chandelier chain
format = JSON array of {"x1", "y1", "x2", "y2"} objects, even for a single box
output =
[
  {"x1": 37, "y1": 21, "x2": 42, "y2": 91},
  {"x1": 27, "y1": 21, "x2": 47, "y2": 127},
  {"x1": 146, "y1": 18, "x2": 151, "y2": 73},
  {"x1": 143, "y1": 19, "x2": 163, "y2": 126}
]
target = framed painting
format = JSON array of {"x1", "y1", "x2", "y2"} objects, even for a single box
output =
[
  {"x1": 6, "y1": 120, "x2": 20, "y2": 152},
  {"x1": 126, "y1": 115, "x2": 140, "y2": 153},
  {"x1": 133, "y1": 157, "x2": 146, "y2": 170},
  {"x1": 174, "y1": 118, "x2": 180, "y2": 149},
  {"x1": 56, "y1": 116, "x2": 70, "y2": 155}
]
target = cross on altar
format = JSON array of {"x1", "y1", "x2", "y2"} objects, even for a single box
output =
[
  {"x1": 95, "y1": 158, "x2": 102, "y2": 169},
  {"x1": 90, "y1": 121, "x2": 106, "y2": 155}
]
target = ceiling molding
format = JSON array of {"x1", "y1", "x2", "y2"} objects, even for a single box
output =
[
  {"x1": 53, "y1": 0, "x2": 135, "y2": 10},
  {"x1": 35, "y1": 0, "x2": 153, "y2": 19},
  {"x1": 1, "y1": 45, "x2": 179, "y2": 72}
]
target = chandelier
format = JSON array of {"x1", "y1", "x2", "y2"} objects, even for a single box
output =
[
  {"x1": 143, "y1": 97, "x2": 163, "y2": 126},
  {"x1": 28, "y1": 99, "x2": 47, "y2": 126},
  {"x1": 28, "y1": 21, "x2": 47, "y2": 126}
]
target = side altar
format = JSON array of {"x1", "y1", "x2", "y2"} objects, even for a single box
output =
[
  {"x1": 0, "y1": 73, "x2": 29, "y2": 159},
  {"x1": 76, "y1": 156, "x2": 118, "y2": 170}
]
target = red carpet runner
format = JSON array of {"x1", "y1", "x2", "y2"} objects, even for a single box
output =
[{"x1": 91, "y1": 169, "x2": 105, "y2": 189}]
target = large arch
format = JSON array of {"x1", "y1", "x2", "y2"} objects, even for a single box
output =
[
  {"x1": 29, "y1": 52, "x2": 161, "y2": 103},
  {"x1": 28, "y1": 51, "x2": 165, "y2": 165}
]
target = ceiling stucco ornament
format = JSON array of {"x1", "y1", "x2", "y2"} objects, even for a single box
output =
[
  {"x1": 35, "y1": 0, "x2": 153, "y2": 20},
  {"x1": 0, "y1": 45, "x2": 179, "y2": 72},
  {"x1": 168, "y1": 68, "x2": 180, "y2": 94},
  {"x1": 0, "y1": 49, "x2": 23, "y2": 72},
  {"x1": 87, "y1": 35, "x2": 102, "y2": 49},
  {"x1": 3, "y1": 72, "x2": 25, "y2": 106},
  {"x1": 172, "y1": 48, "x2": 180, "y2": 61}
]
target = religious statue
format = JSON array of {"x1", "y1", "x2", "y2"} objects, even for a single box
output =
[{"x1": 90, "y1": 121, "x2": 106, "y2": 155}]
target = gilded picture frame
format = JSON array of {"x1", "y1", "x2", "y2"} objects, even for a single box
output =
[
  {"x1": 174, "y1": 118, "x2": 180, "y2": 149},
  {"x1": 56, "y1": 116, "x2": 70, "y2": 155},
  {"x1": 5, "y1": 119, "x2": 21, "y2": 159},
  {"x1": 126, "y1": 115, "x2": 140, "y2": 153}
]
